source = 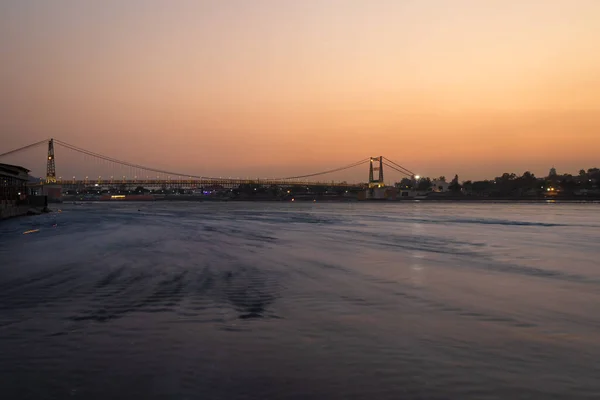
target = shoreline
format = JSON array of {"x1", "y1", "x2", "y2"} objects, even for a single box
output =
[{"x1": 59, "y1": 196, "x2": 600, "y2": 204}]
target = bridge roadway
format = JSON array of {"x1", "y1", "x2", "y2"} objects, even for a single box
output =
[{"x1": 31, "y1": 178, "x2": 366, "y2": 190}]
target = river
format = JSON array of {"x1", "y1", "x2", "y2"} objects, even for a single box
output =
[{"x1": 1, "y1": 201, "x2": 599, "y2": 399}]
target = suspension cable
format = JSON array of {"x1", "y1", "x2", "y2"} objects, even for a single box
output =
[
  {"x1": 383, "y1": 162, "x2": 414, "y2": 178},
  {"x1": 30, "y1": 139, "x2": 381, "y2": 183},
  {"x1": 383, "y1": 157, "x2": 415, "y2": 177},
  {"x1": 0, "y1": 139, "x2": 49, "y2": 158},
  {"x1": 274, "y1": 158, "x2": 370, "y2": 180},
  {"x1": 57, "y1": 139, "x2": 371, "y2": 182},
  {"x1": 54, "y1": 139, "x2": 210, "y2": 180}
]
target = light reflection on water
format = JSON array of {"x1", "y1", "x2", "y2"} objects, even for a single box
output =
[{"x1": 1, "y1": 201, "x2": 599, "y2": 399}]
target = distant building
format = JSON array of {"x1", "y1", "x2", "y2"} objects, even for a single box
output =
[
  {"x1": 397, "y1": 189, "x2": 417, "y2": 198},
  {"x1": 1, "y1": 163, "x2": 32, "y2": 219},
  {"x1": 549, "y1": 167, "x2": 557, "y2": 178},
  {"x1": 431, "y1": 179, "x2": 449, "y2": 193},
  {"x1": 1, "y1": 163, "x2": 30, "y2": 202}
]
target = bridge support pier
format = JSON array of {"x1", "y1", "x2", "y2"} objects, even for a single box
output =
[
  {"x1": 46, "y1": 139, "x2": 57, "y2": 184},
  {"x1": 368, "y1": 156, "x2": 384, "y2": 188},
  {"x1": 42, "y1": 184, "x2": 62, "y2": 203}
]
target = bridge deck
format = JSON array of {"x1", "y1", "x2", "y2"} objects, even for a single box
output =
[{"x1": 29, "y1": 179, "x2": 365, "y2": 189}]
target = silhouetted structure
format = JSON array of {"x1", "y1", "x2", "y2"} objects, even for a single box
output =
[
  {"x1": 46, "y1": 139, "x2": 56, "y2": 183},
  {"x1": 368, "y1": 156, "x2": 384, "y2": 188},
  {"x1": 1, "y1": 163, "x2": 29, "y2": 202},
  {"x1": 0, "y1": 138, "x2": 415, "y2": 192}
]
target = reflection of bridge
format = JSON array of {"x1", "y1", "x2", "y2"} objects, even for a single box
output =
[{"x1": 0, "y1": 139, "x2": 416, "y2": 190}]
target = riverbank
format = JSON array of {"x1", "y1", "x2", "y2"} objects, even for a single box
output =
[
  {"x1": 0, "y1": 204, "x2": 51, "y2": 220},
  {"x1": 0, "y1": 203, "x2": 30, "y2": 219},
  {"x1": 60, "y1": 194, "x2": 600, "y2": 203},
  {"x1": 0, "y1": 196, "x2": 51, "y2": 220},
  {"x1": 413, "y1": 194, "x2": 600, "y2": 201}
]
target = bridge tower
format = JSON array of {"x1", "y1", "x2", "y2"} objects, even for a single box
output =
[
  {"x1": 46, "y1": 138, "x2": 57, "y2": 183},
  {"x1": 368, "y1": 156, "x2": 384, "y2": 188}
]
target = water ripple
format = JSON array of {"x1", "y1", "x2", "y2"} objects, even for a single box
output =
[{"x1": 0, "y1": 202, "x2": 599, "y2": 399}]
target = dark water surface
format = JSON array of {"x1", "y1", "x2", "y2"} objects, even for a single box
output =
[{"x1": 1, "y1": 202, "x2": 599, "y2": 399}]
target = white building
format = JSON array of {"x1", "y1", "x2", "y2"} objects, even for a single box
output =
[{"x1": 431, "y1": 179, "x2": 450, "y2": 192}]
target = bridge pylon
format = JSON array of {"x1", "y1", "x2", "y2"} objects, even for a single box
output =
[
  {"x1": 368, "y1": 156, "x2": 384, "y2": 188},
  {"x1": 46, "y1": 139, "x2": 57, "y2": 183}
]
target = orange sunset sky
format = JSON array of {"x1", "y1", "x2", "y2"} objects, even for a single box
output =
[{"x1": 1, "y1": 0, "x2": 599, "y2": 182}]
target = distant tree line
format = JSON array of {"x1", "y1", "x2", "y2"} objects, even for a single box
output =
[{"x1": 396, "y1": 168, "x2": 600, "y2": 197}]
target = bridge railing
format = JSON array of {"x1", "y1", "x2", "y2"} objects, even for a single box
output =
[{"x1": 29, "y1": 178, "x2": 366, "y2": 188}]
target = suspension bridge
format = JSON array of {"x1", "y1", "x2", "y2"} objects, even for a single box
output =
[{"x1": 0, "y1": 139, "x2": 416, "y2": 191}]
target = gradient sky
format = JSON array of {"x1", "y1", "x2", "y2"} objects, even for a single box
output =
[{"x1": 1, "y1": 0, "x2": 599, "y2": 182}]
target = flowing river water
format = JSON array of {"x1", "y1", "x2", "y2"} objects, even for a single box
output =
[{"x1": 1, "y1": 201, "x2": 599, "y2": 399}]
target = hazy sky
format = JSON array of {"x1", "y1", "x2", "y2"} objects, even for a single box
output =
[{"x1": 1, "y1": 0, "x2": 599, "y2": 181}]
